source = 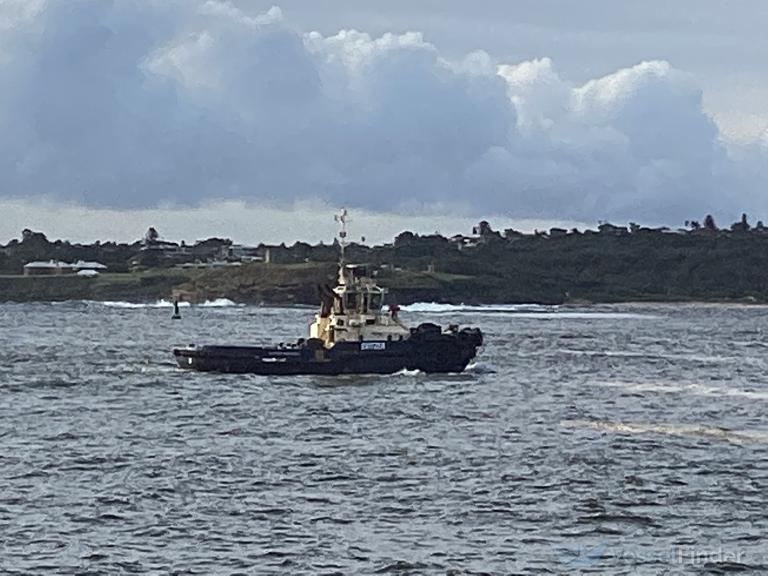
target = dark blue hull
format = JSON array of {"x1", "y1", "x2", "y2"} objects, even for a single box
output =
[{"x1": 173, "y1": 326, "x2": 482, "y2": 375}]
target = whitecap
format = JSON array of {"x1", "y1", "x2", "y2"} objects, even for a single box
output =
[
  {"x1": 200, "y1": 298, "x2": 240, "y2": 307},
  {"x1": 593, "y1": 380, "x2": 768, "y2": 401},
  {"x1": 464, "y1": 361, "x2": 496, "y2": 374},
  {"x1": 400, "y1": 302, "x2": 546, "y2": 313},
  {"x1": 393, "y1": 368, "x2": 422, "y2": 376},
  {"x1": 399, "y1": 302, "x2": 655, "y2": 319},
  {"x1": 561, "y1": 419, "x2": 768, "y2": 445},
  {"x1": 97, "y1": 299, "x2": 191, "y2": 309},
  {"x1": 513, "y1": 312, "x2": 654, "y2": 320}
]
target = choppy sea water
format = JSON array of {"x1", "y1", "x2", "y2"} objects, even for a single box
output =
[{"x1": 1, "y1": 301, "x2": 767, "y2": 575}]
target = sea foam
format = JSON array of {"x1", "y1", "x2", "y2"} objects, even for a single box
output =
[{"x1": 95, "y1": 299, "x2": 239, "y2": 309}]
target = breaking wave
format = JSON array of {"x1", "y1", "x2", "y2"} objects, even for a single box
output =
[
  {"x1": 561, "y1": 419, "x2": 768, "y2": 445},
  {"x1": 393, "y1": 368, "x2": 423, "y2": 377},
  {"x1": 593, "y1": 380, "x2": 768, "y2": 401},
  {"x1": 95, "y1": 299, "x2": 240, "y2": 309},
  {"x1": 464, "y1": 361, "x2": 496, "y2": 374},
  {"x1": 199, "y1": 298, "x2": 241, "y2": 307},
  {"x1": 400, "y1": 302, "x2": 548, "y2": 313},
  {"x1": 97, "y1": 299, "x2": 187, "y2": 309},
  {"x1": 400, "y1": 302, "x2": 655, "y2": 319}
]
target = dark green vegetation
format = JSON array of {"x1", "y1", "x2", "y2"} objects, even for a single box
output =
[
  {"x1": 0, "y1": 271, "x2": 198, "y2": 303},
  {"x1": 3, "y1": 214, "x2": 768, "y2": 304}
]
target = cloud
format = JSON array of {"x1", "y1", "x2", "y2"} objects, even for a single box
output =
[{"x1": 0, "y1": 0, "x2": 764, "y2": 224}]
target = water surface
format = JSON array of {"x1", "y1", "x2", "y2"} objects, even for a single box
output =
[{"x1": 1, "y1": 301, "x2": 767, "y2": 574}]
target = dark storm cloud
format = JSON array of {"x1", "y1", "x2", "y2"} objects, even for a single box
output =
[{"x1": 0, "y1": 0, "x2": 765, "y2": 222}]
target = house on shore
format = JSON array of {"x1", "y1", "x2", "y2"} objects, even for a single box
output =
[
  {"x1": 23, "y1": 260, "x2": 73, "y2": 276},
  {"x1": 228, "y1": 244, "x2": 264, "y2": 263},
  {"x1": 23, "y1": 260, "x2": 108, "y2": 276},
  {"x1": 597, "y1": 223, "x2": 629, "y2": 236}
]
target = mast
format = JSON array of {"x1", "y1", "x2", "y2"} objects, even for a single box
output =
[{"x1": 334, "y1": 208, "x2": 349, "y2": 265}]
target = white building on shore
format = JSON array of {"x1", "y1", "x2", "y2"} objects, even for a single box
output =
[{"x1": 23, "y1": 260, "x2": 108, "y2": 276}]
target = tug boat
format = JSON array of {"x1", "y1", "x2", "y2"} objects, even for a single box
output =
[{"x1": 172, "y1": 210, "x2": 483, "y2": 375}]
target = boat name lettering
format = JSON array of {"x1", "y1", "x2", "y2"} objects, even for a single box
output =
[{"x1": 361, "y1": 342, "x2": 386, "y2": 351}]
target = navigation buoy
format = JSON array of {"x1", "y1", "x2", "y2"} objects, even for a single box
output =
[{"x1": 172, "y1": 299, "x2": 182, "y2": 320}]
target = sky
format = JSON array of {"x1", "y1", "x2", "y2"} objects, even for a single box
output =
[{"x1": 1, "y1": 0, "x2": 767, "y2": 245}]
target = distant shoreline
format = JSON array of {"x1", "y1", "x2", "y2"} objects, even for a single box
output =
[{"x1": 6, "y1": 219, "x2": 768, "y2": 305}]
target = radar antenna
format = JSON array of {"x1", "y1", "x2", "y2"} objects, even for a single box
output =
[{"x1": 334, "y1": 208, "x2": 349, "y2": 264}]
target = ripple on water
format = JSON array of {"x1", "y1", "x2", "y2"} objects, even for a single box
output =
[{"x1": 1, "y1": 302, "x2": 768, "y2": 574}]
